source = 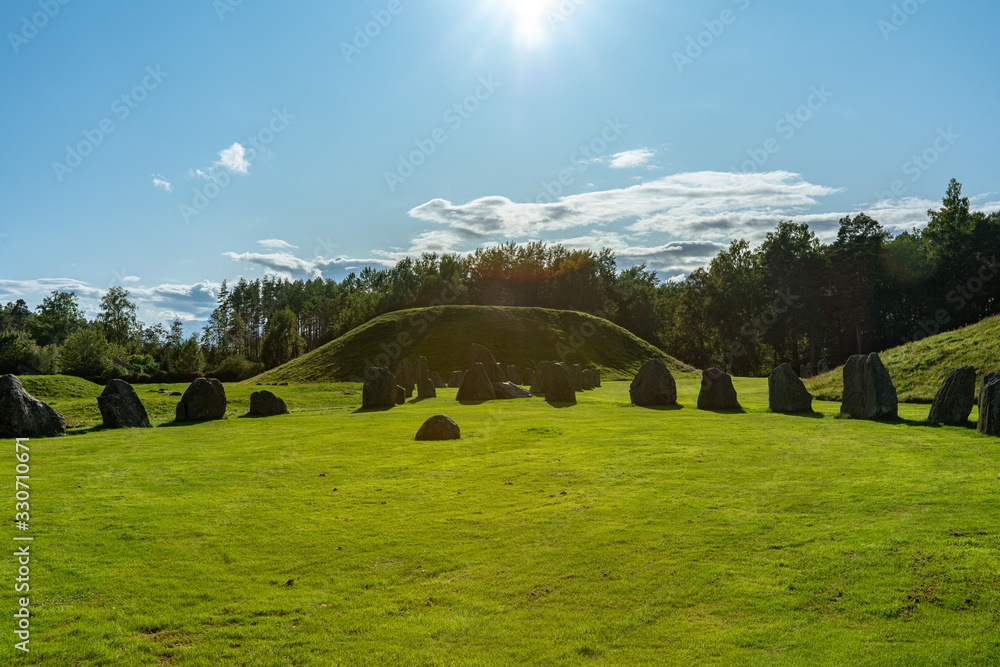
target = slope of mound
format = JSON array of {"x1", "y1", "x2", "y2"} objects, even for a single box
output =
[
  {"x1": 18, "y1": 375, "x2": 103, "y2": 400},
  {"x1": 805, "y1": 313, "x2": 1000, "y2": 403},
  {"x1": 250, "y1": 306, "x2": 692, "y2": 384}
]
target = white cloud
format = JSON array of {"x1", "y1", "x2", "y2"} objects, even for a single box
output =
[
  {"x1": 123, "y1": 275, "x2": 141, "y2": 283},
  {"x1": 216, "y1": 142, "x2": 250, "y2": 175},
  {"x1": 152, "y1": 175, "x2": 173, "y2": 192},
  {"x1": 256, "y1": 239, "x2": 298, "y2": 250},
  {"x1": 609, "y1": 148, "x2": 656, "y2": 169},
  {"x1": 224, "y1": 251, "x2": 395, "y2": 280}
]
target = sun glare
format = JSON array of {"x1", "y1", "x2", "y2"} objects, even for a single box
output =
[{"x1": 507, "y1": 0, "x2": 560, "y2": 48}]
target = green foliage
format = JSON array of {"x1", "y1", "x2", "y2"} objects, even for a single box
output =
[
  {"x1": 128, "y1": 354, "x2": 159, "y2": 375},
  {"x1": 261, "y1": 308, "x2": 305, "y2": 369},
  {"x1": 59, "y1": 328, "x2": 113, "y2": 377},
  {"x1": 209, "y1": 355, "x2": 264, "y2": 382},
  {"x1": 29, "y1": 290, "x2": 85, "y2": 346},
  {"x1": 37, "y1": 343, "x2": 60, "y2": 375},
  {"x1": 98, "y1": 286, "x2": 141, "y2": 348},
  {"x1": 0, "y1": 329, "x2": 37, "y2": 374},
  {"x1": 174, "y1": 335, "x2": 205, "y2": 373}
]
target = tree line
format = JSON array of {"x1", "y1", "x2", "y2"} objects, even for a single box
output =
[{"x1": 0, "y1": 179, "x2": 995, "y2": 380}]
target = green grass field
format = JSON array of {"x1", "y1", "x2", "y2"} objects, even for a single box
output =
[{"x1": 3, "y1": 378, "x2": 1000, "y2": 665}]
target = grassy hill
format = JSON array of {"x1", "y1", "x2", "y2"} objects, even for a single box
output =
[
  {"x1": 249, "y1": 305, "x2": 692, "y2": 384},
  {"x1": 806, "y1": 313, "x2": 1000, "y2": 403}
]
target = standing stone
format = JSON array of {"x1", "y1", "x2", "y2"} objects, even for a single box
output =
[
  {"x1": 415, "y1": 414, "x2": 461, "y2": 441},
  {"x1": 456, "y1": 363, "x2": 496, "y2": 401},
  {"x1": 581, "y1": 369, "x2": 594, "y2": 390},
  {"x1": 449, "y1": 371, "x2": 465, "y2": 388},
  {"x1": 768, "y1": 363, "x2": 813, "y2": 413},
  {"x1": 394, "y1": 385, "x2": 406, "y2": 405},
  {"x1": 98, "y1": 378, "x2": 151, "y2": 428},
  {"x1": 800, "y1": 364, "x2": 813, "y2": 379},
  {"x1": 818, "y1": 359, "x2": 830, "y2": 374},
  {"x1": 523, "y1": 367, "x2": 534, "y2": 387},
  {"x1": 395, "y1": 360, "x2": 415, "y2": 398},
  {"x1": 530, "y1": 361, "x2": 554, "y2": 396},
  {"x1": 840, "y1": 353, "x2": 898, "y2": 420},
  {"x1": 361, "y1": 367, "x2": 396, "y2": 409},
  {"x1": 175, "y1": 377, "x2": 228, "y2": 421},
  {"x1": 415, "y1": 356, "x2": 436, "y2": 399},
  {"x1": 493, "y1": 382, "x2": 532, "y2": 399},
  {"x1": 977, "y1": 373, "x2": 1000, "y2": 436},
  {"x1": 0, "y1": 374, "x2": 66, "y2": 438},
  {"x1": 927, "y1": 366, "x2": 976, "y2": 426},
  {"x1": 466, "y1": 344, "x2": 502, "y2": 383},
  {"x1": 506, "y1": 365, "x2": 522, "y2": 385},
  {"x1": 572, "y1": 364, "x2": 584, "y2": 392},
  {"x1": 629, "y1": 360, "x2": 678, "y2": 407},
  {"x1": 593, "y1": 369, "x2": 602, "y2": 388},
  {"x1": 495, "y1": 363, "x2": 507, "y2": 382},
  {"x1": 698, "y1": 368, "x2": 741, "y2": 410},
  {"x1": 430, "y1": 372, "x2": 446, "y2": 389},
  {"x1": 249, "y1": 390, "x2": 289, "y2": 417},
  {"x1": 545, "y1": 363, "x2": 576, "y2": 404}
]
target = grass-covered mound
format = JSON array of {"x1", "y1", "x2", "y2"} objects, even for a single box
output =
[
  {"x1": 9, "y1": 379, "x2": 1000, "y2": 665},
  {"x1": 250, "y1": 305, "x2": 691, "y2": 384},
  {"x1": 806, "y1": 313, "x2": 1000, "y2": 403}
]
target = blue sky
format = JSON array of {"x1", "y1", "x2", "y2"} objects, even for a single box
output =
[{"x1": 2, "y1": 0, "x2": 998, "y2": 334}]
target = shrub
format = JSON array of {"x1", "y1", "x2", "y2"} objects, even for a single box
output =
[
  {"x1": 58, "y1": 329, "x2": 113, "y2": 377},
  {"x1": 208, "y1": 355, "x2": 265, "y2": 382},
  {"x1": 0, "y1": 330, "x2": 37, "y2": 374}
]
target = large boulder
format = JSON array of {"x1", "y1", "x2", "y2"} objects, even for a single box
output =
[
  {"x1": 175, "y1": 378, "x2": 228, "y2": 421},
  {"x1": 395, "y1": 360, "x2": 415, "y2": 398},
  {"x1": 545, "y1": 363, "x2": 576, "y2": 404},
  {"x1": 530, "y1": 361, "x2": 554, "y2": 396},
  {"x1": 697, "y1": 368, "x2": 741, "y2": 410},
  {"x1": 493, "y1": 382, "x2": 532, "y2": 399},
  {"x1": 840, "y1": 353, "x2": 898, "y2": 420},
  {"x1": 448, "y1": 371, "x2": 465, "y2": 388},
  {"x1": 466, "y1": 344, "x2": 503, "y2": 383},
  {"x1": 629, "y1": 360, "x2": 677, "y2": 407},
  {"x1": 98, "y1": 379, "x2": 151, "y2": 428},
  {"x1": 977, "y1": 373, "x2": 1000, "y2": 436},
  {"x1": 927, "y1": 366, "x2": 976, "y2": 426},
  {"x1": 456, "y1": 363, "x2": 496, "y2": 401},
  {"x1": 430, "y1": 372, "x2": 446, "y2": 389},
  {"x1": 249, "y1": 390, "x2": 288, "y2": 417},
  {"x1": 0, "y1": 375, "x2": 66, "y2": 438},
  {"x1": 361, "y1": 367, "x2": 396, "y2": 409},
  {"x1": 415, "y1": 414, "x2": 461, "y2": 441},
  {"x1": 768, "y1": 363, "x2": 813, "y2": 413},
  {"x1": 415, "y1": 356, "x2": 437, "y2": 399},
  {"x1": 572, "y1": 364, "x2": 584, "y2": 392},
  {"x1": 394, "y1": 385, "x2": 406, "y2": 405},
  {"x1": 506, "y1": 365, "x2": 522, "y2": 385}
]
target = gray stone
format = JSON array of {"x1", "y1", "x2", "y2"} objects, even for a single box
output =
[
  {"x1": 0, "y1": 374, "x2": 66, "y2": 438},
  {"x1": 800, "y1": 363, "x2": 813, "y2": 379},
  {"x1": 768, "y1": 363, "x2": 813, "y2": 413},
  {"x1": 530, "y1": 361, "x2": 554, "y2": 396},
  {"x1": 415, "y1": 414, "x2": 461, "y2": 441},
  {"x1": 546, "y1": 363, "x2": 576, "y2": 404},
  {"x1": 493, "y1": 382, "x2": 532, "y2": 399},
  {"x1": 430, "y1": 372, "x2": 446, "y2": 389},
  {"x1": 581, "y1": 369, "x2": 595, "y2": 390},
  {"x1": 629, "y1": 360, "x2": 677, "y2": 407},
  {"x1": 361, "y1": 367, "x2": 396, "y2": 409},
  {"x1": 466, "y1": 344, "x2": 502, "y2": 383},
  {"x1": 840, "y1": 353, "x2": 898, "y2": 420},
  {"x1": 523, "y1": 367, "x2": 534, "y2": 387},
  {"x1": 818, "y1": 359, "x2": 830, "y2": 374},
  {"x1": 977, "y1": 373, "x2": 1000, "y2": 436},
  {"x1": 175, "y1": 377, "x2": 227, "y2": 421},
  {"x1": 697, "y1": 368, "x2": 741, "y2": 410},
  {"x1": 927, "y1": 366, "x2": 976, "y2": 426},
  {"x1": 415, "y1": 356, "x2": 436, "y2": 399},
  {"x1": 394, "y1": 385, "x2": 406, "y2": 405},
  {"x1": 506, "y1": 365, "x2": 522, "y2": 385},
  {"x1": 572, "y1": 364, "x2": 583, "y2": 392},
  {"x1": 495, "y1": 363, "x2": 507, "y2": 383},
  {"x1": 98, "y1": 379, "x2": 151, "y2": 428},
  {"x1": 456, "y1": 363, "x2": 496, "y2": 401},
  {"x1": 249, "y1": 390, "x2": 289, "y2": 417},
  {"x1": 449, "y1": 371, "x2": 465, "y2": 388},
  {"x1": 395, "y1": 360, "x2": 415, "y2": 398},
  {"x1": 593, "y1": 369, "x2": 602, "y2": 388}
]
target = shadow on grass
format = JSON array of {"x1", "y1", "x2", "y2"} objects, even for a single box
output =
[
  {"x1": 157, "y1": 418, "x2": 227, "y2": 427},
  {"x1": 545, "y1": 401, "x2": 577, "y2": 409},
  {"x1": 773, "y1": 411, "x2": 825, "y2": 419},
  {"x1": 698, "y1": 408, "x2": 747, "y2": 415},
  {"x1": 634, "y1": 404, "x2": 685, "y2": 412},
  {"x1": 352, "y1": 406, "x2": 394, "y2": 414},
  {"x1": 237, "y1": 413, "x2": 289, "y2": 419}
]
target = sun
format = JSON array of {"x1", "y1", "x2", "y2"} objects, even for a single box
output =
[{"x1": 506, "y1": 0, "x2": 560, "y2": 48}]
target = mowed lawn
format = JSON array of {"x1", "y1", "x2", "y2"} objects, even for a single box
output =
[{"x1": 4, "y1": 378, "x2": 1000, "y2": 666}]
